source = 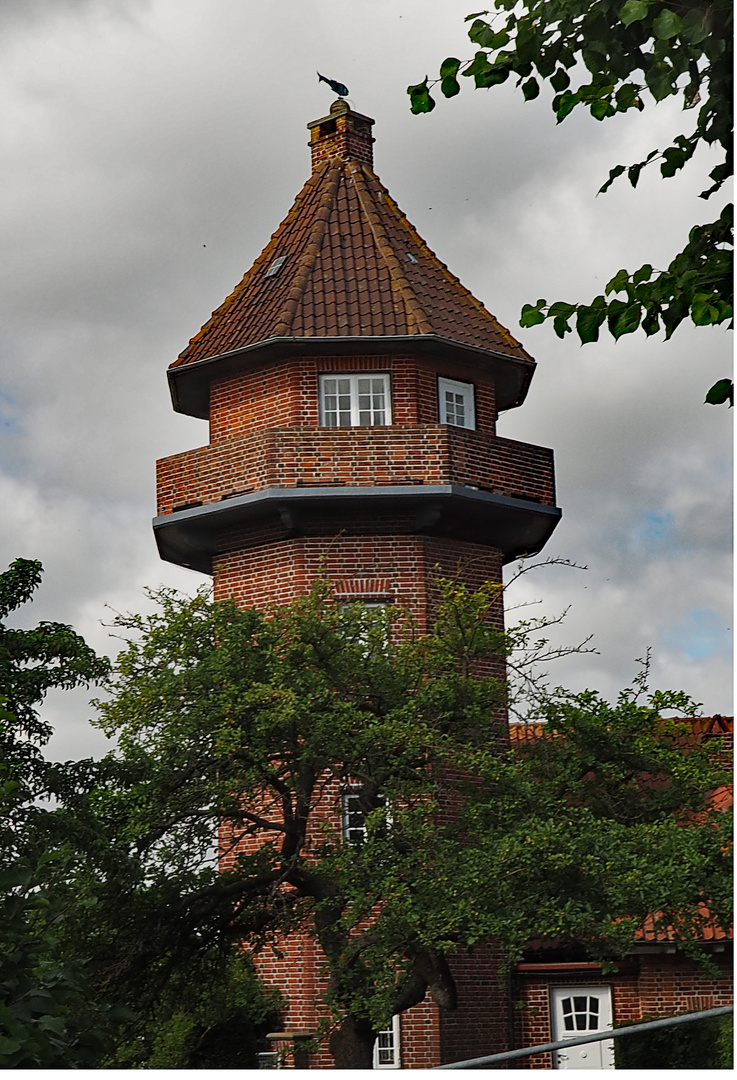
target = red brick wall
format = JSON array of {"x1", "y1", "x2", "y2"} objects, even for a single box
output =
[
  {"x1": 207, "y1": 354, "x2": 497, "y2": 442},
  {"x1": 213, "y1": 531, "x2": 504, "y2": 630},
  {"x1": 514, "y1": 955, "x2": 733, "y2": 1069}
]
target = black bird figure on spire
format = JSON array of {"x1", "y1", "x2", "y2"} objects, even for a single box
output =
[{"x1": 317, "y1": 72, "x2": 349, "y2": 97}]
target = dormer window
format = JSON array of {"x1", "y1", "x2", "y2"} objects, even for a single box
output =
[
  {"x1": 265, "y1": 255, "x2": 287, "y2": 278},
  {"x1": 320, "y1": 374, "x2": 392, "y2": 427},
  {"x1": 438, "y1": 376, "x2": 475, "y2": 429}
]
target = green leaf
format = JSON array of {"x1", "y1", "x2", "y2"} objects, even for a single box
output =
[
  {"x1": 553, "y1": 314, "x2": 572, "y2": 338},
  {"x1": 549, "y1": 301, "x2": 576, "y2": 319},
  {"x1": 576, "y1": 303, "x2": 607, "y2": 344},
  {"x1": 441, "y1": 75, "x2": 460, "y2": 98},
  {"x1": 691, "y1": 294, "x2": 720, "y2": 326},
  {"x1": 555, "y1": 91, "x2": 578, "y2": 122},
  {"x1": 641, "y1": 308, "x2": 661, "y2": 336},
  {"x1": 615, "y1": 83, "x2": 642, "y2": 111},
  {"x1": 590, "y1": 98, "x2": 614, "y2": 121},
  {"x1": 628, "y1": 163, "x2": 644, "y2": 188},
  {"x1": 407, "y1": 79, "x2": 436, "y2": 114},
  {"x1": 520, "y1": 302, "x2": 546, "y2": 328},
  {"x1": 515, "y1": 18, "x2": 539, "y2": 64},
  {"x1": 598, "y1": 164, "x2": 625, "y2": 194},
  {"x1": 550, "y1": 68, "x2": 570, "y2": 92},
  {"x1": 620, "y1": 0, "x2": 649, "y2": 28},
  {"x1": 605, "y1": 269, "x2": 630, "y2": 296},
  {"x1": 645, "y1": 61, "x2": 676, "y2": 102},
  {"x1": 468, "y1": 19, "x2": 497, "y2": 48},
  {"x1": 440, "y1": 57, "x2": 461, "y2": 79},
  {"x1": 681, "y1": 9, "x2": 709, "y2": 45},
  {"x1": 609, "y1": 302, "x2": 642, "y2": 339},
  {"x1": 462, "y1": 51, "x2": 490, "y2": 77},
  {"x1": 704, "y1": 379, "x2": 733, "y2": 407},
  {"x1": 632, "y1": 264, "x2": 653, "y2": 286},
  {"x1": 522, "y1": 77, "x2": 539, "y2": 101},
  {"x1": 652, "y1": 9, "x2": 682, "y2": 40}
]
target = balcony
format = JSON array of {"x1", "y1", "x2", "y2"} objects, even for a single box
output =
[{"x1": 156, "y1": 425, "x2": 556, "y2": 517}]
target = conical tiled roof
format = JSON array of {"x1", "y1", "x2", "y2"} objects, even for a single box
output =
[{"x1": 172, "y1": 115, "x2": 531, "y2": 370}]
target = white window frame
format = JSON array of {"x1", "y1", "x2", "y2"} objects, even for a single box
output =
[
  {"x1": 373, "y1": 1014, "x2": 400, "y2": 1069},
  {"x1": 341, "y1": 788, "x2": 388, "y2": 846},
  {"x1": 319, "y1": 373, "x2": 392, "y2": 427},
  {"x1": 438, "y1": 376, "x2": 475, "y2": 430}
]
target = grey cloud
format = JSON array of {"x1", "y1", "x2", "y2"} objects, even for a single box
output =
[{"x1": 0, "y1": 0, "x2": 730, "y2": 764}]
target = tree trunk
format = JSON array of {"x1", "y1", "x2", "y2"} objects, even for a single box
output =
[{"x1": 329, "y1": 1015, "x2": 376, "y2": 1069}]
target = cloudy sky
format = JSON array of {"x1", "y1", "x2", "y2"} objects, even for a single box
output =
[{"x1": 1, "y1": 0, "x2": 731, "y2": 761}]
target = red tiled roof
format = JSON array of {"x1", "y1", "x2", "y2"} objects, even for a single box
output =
[{"x1": 173, "y1": 156, "x2": 532, "y2": 368}]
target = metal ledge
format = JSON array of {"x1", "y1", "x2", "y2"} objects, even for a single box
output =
[
  {"x1": 153, "y1": 484, "x2": 561, "y2": 575},
  {"x1": 167, "y1": 334, "x2": 536, "y2": 419}
]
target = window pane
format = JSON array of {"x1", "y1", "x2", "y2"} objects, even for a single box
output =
[
  {"x1": 439, "y1": 378, "x2": 474, "y2": 429},
  {"x1": 321, "y1": 375, "x2": 390, "y2": 427},
  {"x1": 357, "y1": 377, "x2": 386, "y2": 426}
]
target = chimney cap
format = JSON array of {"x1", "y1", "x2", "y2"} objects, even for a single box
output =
[{"x1": 306, "y1": 98, "x2": 375, "y2": 131}]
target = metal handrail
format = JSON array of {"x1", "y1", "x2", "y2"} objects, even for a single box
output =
[{"x1": 434, "y1": 1004, "x2": 733, "y2": 1068}]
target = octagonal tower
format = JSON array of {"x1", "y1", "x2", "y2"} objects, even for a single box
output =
[{"x1": 154, "y1": 100, "x2": 561, "y2": 1067}]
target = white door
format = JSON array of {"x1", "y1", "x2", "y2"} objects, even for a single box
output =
[{"x1": 550, "y1": 986, "x2": 615, "y2": 1069}]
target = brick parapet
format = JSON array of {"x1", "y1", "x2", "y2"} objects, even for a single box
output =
[{"x1": 156, "y1": 425, "x2": 555, "y2": 516}]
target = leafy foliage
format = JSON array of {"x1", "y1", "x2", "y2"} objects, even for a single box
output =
[
  {"x1": 79, "y1": 580, "x2": 731, "y2": 1067},
  {"x1": 615, "y1": 1010, "x2": 733, "y2": 1069},
  {"x1": 0, "y1": 560, "x2": 113, "y2": 1067},
  {"x1": 410, "y1": 1, "x2": 733, "y2": 404}
]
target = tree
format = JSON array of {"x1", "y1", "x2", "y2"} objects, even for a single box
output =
[
  {"x1": 408, "y1": 1, "x2": 733, "y2": 406},
  {"x1": 0, "y1": 559, "x2": 112, "y2": 1067},
  {"x1": 0, "y1": 560, "x2": 277, "y2": 1068},
  {"x1": 81, "y1": 580, "x2": 731, "y2": 1068}
]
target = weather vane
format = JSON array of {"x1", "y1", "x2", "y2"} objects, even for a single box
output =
[{"x1": 317, "y1": 72, "x2": 349, "y2": 98}]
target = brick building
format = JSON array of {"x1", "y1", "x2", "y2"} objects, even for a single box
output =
[{"x1": 154, "y1": 101, "x2": 731, "y2": 1067}]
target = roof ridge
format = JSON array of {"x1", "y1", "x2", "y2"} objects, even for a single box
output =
[
  {"x1": 272, "y1": 160, "x2": 343, "y2": 337},
  {"x1": 375, "y1": 177, "x2": 526, "y2": 353},
  {"x1": 347, "y1": 161, "x2": 432, "y2": 335}
]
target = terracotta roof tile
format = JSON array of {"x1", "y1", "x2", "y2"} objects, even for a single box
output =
[{"x1": 173, "y1": 154, "x2": 532, "y2": 368}]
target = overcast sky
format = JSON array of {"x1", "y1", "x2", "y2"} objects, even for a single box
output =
[{"x1": 1, "y1": 0, "x2": 731, "y2": 761}]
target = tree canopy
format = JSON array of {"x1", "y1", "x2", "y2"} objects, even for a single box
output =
[
  {"x1": 409, "y1": 1, "x2": 733, "y2": 406},
  {"x1": 0, "y1": 559, "x2": 111, "y2": 1067},
  {"x1": 79, "y1": 580, "x2": 731, "y2": 1068},
  {"x1": 0, "y1": 562, "x2": 731, "y2": 1067}
]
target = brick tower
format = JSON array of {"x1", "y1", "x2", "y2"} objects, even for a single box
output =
[{"x1": 154, "y1": 100, "x2": 561, "y2": 1067}]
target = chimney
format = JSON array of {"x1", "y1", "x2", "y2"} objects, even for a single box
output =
[{"x1": 307, "y1": 99, "x2": 375, "y2": 170}]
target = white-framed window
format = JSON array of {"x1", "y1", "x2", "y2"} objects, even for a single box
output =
[
  {"x1": 438, "y1": 376, "x2": 475, "y2": 429},
  {"x1": 341, "y1": 789, "x2": 388, "y2": 845},
  {"x1": 320, "y1": 374, "x2": 392, "y2": 427},
  {"x1": 373, "y1": 1014, "x2": 400, "y2": 1069}
]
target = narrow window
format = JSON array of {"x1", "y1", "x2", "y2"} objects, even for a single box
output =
[
  {"x1": 320, "y1": 374, "x2": 391, "y2": 427},
  {"x1": 373, "y1": 1015, "x2": 400, "y2": 1069},
  {"x1": 438, "y1": 376, "x2": 475, "y2": 430},
  {"x1": 342, "y1": 788, "x2": 387, "y2": 845}
]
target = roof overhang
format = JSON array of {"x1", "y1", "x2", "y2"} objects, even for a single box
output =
[
  {"x1": 167, "y1": 335, "x2": 536, "y2": 420},
  {"x1": 153, "y1": 483, "x2": 561, "y2": 575}
]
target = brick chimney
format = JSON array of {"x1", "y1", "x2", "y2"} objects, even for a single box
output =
[{"x1": 307, "y1": 99, "x2": 375, "y2": 169}]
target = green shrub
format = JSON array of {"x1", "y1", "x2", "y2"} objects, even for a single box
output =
[{"x1": 615, "y1": 1012, "x2": 733, "y2": 1070}]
